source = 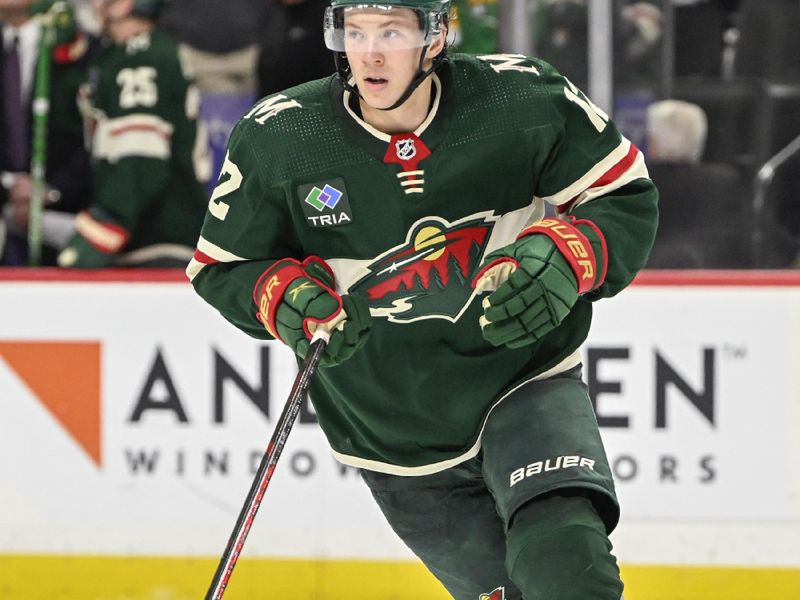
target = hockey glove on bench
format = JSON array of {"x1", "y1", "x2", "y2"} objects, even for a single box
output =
[
  {"x1": 473, "y1": 218, "x2": 603, "y2": 349},
  {"x1": 254, "y1": 256, "x2": 372, "y2": 366}
]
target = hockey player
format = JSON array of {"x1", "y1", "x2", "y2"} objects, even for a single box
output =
[
  {"x1": 188, "y1": 0, "x2": 658, "y2": 598},
  {"x1": 58, "y1": 0, "x2": 211, "y2": 268}
]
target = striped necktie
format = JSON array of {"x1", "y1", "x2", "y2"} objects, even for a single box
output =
[{"x1": 3, "y1": 33, "x2": 29, "y2": 171}]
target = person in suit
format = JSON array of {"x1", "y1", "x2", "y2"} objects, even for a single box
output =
[
  {"x1": 0, "y1": 0, "x2": 93, "y2": 265},
  {"x1": 645, "y1": 99, "x2": 748, "y2": 268}
]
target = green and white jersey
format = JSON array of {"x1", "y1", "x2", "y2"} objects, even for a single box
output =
[
  {"x1": 188, "y1": 54, "x2": 658, "y2": 475},
  {"x1": 80, "y1": 29, "x2": 210, "y2": 258}
]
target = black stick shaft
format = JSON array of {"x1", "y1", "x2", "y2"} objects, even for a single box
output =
[{"x1": 205, "y1": 338, "x2": 327, "y2": 600}]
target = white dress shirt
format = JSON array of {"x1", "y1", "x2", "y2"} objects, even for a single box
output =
[{"x1": 3, "y1": 18, "x2": 42, "y2": 105}]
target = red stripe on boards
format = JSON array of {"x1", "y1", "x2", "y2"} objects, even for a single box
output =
[
  {"x1": 2, "y1": 268, "x2": 800, "y2": 287},
  {"x1": 0, "y1": 268, "x2": 188, "y2": 282},
  {"x1": 633, "y1": 270, "x2": 800, "y2": 286}
]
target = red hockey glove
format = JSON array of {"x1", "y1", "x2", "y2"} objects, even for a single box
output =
[{"x1": 254, "y1": 256, "x2": 372, "y2": 366}]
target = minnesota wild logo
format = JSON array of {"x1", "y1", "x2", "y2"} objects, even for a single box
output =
[
  {"x1": 479, "y1": 587, "x2": 505, "y2": 600},
  {"x1": 349, "y1": 214, "x2": 495, "y2": 323}
]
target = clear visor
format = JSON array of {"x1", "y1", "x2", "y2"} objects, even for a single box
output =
[{"x1": 323, "y1": 5, "x2": 443, "y2": 52}]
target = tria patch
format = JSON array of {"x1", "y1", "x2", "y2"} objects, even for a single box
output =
[
  {"x1": 298, "y1": 178, "x2": 353, "y2": 228},
  {"x1": 383, "y1": 132, "x2": 431, "y2": 195},
  {"x1": 479, "y1": 587, "x2": 505, "y2": 600}
]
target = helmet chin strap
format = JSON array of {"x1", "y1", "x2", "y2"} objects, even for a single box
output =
[
  {"x1": 379, "y1": 45, "x2": 436, "y2": 112},
  {"x1": 336, "y1": 45, "x2": 443, "y2": 113}
]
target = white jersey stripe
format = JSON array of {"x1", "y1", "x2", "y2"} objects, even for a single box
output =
[
  {"x1": 542, "y1": 138, "x2": 634, "y2": 207},
  {"x1": 185, "y1": 258, "x2": 206, "y2": 281},
  {"x1": 196, "y1": 236, "x2": 247, "y2": 262},
  {"x1": 571, "y1": 152, "x2": 650, "y2": 210},
  {"x1": 93, "y1": 113, "x2": 174, "y2": 163},
  {"x1": 186, "y1": 236, "x2": 249, "y2": 282}
]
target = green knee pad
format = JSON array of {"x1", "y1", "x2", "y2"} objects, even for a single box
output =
[{"x1": 505, "y1": 493, "x2": 623, "y2": 600}]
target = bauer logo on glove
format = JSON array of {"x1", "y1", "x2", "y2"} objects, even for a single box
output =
[{"x1": 472, "y1": 218, "x2": 605, "y2": 349}]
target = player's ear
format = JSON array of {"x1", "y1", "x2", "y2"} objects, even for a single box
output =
[{"x1": 428, "y1": 26, "x2": 447, "y2": 59}]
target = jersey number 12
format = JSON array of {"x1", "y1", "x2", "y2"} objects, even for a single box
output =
[{"x1": 208, "y1": 152, "x2": 242, "y2": 221}]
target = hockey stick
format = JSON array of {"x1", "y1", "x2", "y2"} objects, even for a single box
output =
[
  {"x1": 27, "y1": 1, "x2": 68, "y2": 266},
  {"x1": 204, "y1": 331, "x2": 329, "y2": 600}
]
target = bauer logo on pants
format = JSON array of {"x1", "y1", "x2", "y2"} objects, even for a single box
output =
[
  {"x1": 479, "y1": 587, "x2": 505, "y2": 600},
  {"x1": 510, "y1": 455, "x2": 596, "y2": 487}
]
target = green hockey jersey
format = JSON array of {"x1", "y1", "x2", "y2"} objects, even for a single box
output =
[
  {"x1": 63, "y1": 29, "x2": 210, "y2": 267},
  {"x1": 189, "y1": 54, "x2": 658, "y2": 474}
]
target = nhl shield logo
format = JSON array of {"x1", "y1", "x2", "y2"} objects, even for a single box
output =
[{"x1": 395, "y1": 137, "x2": 417, "y2": 161}]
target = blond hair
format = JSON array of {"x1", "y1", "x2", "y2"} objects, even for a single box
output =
[{"x1": 646, "y1": 99, "x2": 708, "y2": 163}]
